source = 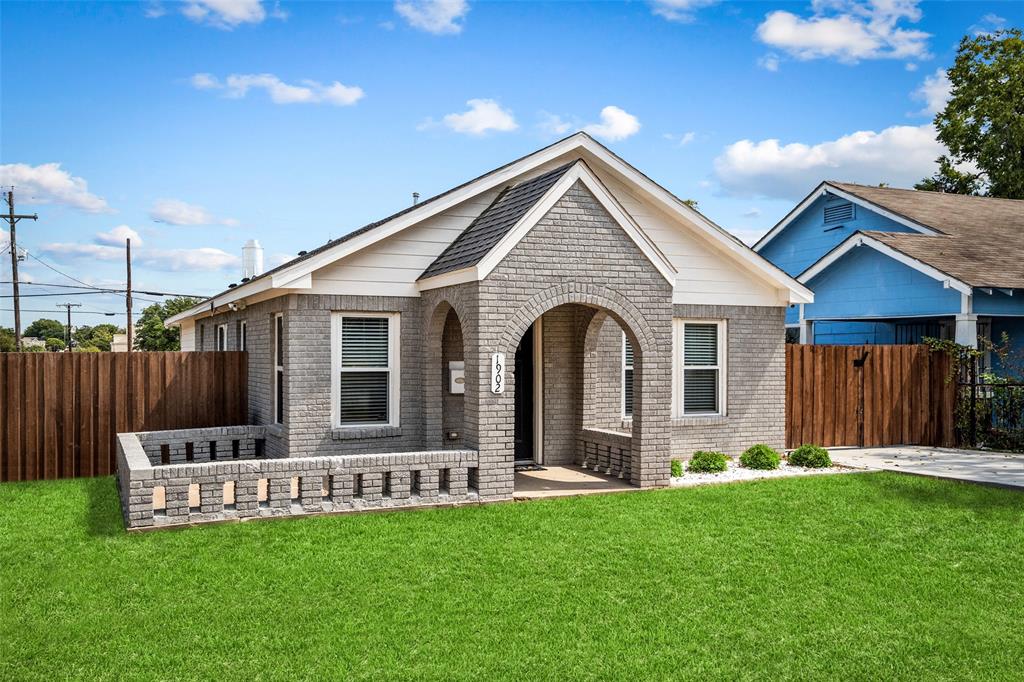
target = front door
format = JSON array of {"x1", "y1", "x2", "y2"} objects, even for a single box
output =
[{"x1": 514, "y1": 324, "x2": 535, "y2": 463}]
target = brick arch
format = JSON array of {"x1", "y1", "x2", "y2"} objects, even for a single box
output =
[
  {"x1": 423, "y1": 297, "x2": 472, "y2": 449},
  {"x1": 499, "y1": 282, "x2": 655, "y2": 362}
]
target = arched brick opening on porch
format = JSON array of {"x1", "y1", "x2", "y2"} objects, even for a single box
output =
[
  {"x1": 422, "y1": 295, "x2": 477, "y2": 451},
  {"x1": 491, "y1": 283, "x2": 672, "y2": 490}
]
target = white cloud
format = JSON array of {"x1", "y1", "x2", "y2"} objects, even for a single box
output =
[
  {"x1": 538, "y1": 112, "x2": 573, "y2": 137},
  {"x1": 664, "y1": 131, "x2": 696, "y2": 146},
  {"x1": 143, "y1": 1, "x2": 167, "y2": 18},
  {"x1": 913, "y1": 68, "x2": 951, "y2": 116},
  {"x1": 714, "y1": 123, "x2": 944, "y2": 199},
  {"x1": 742, "y1": 208, "x2": 762, "y2": 218},
  {"x1": 758, "y1": 53, "x2": 781, "y2": 71},
  {"x1": 583, "y1": 106, "x2": 641, "y2": 142},
  {"x1": 0, "y1": 163, "x2": 112, "y2": 214},
  {"x1": 150, "y1": 199, "x2": 238, "y2": 226},
  {"x1": 971, "y1": 13, "x2": 1006, "y2": 36},
  {"x1": 95, "y1": 225, "x2": 143, "y2": 247},
  {"x1": 394, "y1": 0, "x2": 468, "y2": 35},
  {"x1": 756, "y1": 0, "x2": 931, "y2": 64},
  {"x1": 41, "y1": 242, "x2": 124, "y2": 261},
  {"x1": 441, "y1": 99, "x2": 518, "y2": 135},
  {"x1": 181, "y1": 0, "x2": 268, "y2": 29},
  {"x1": 650, "y1": 0, "x2": 718, "y2": 23},
  {"x1": 140, "y1": 247, "x2": 240, "y2": 272},
  {"x1": 191, "y1": 73, "x2": 364, "y2": 106}
]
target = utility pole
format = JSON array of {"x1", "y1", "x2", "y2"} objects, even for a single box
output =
[
  {"x1": 126, "y1": 238, "x2": 133, "y2": 352},
  {"x1": 5, "y1": 189, "x2": 38, "y2": 352},
  {"x1": 57, "y1": 303, "x2": 82, "y2": 352}
]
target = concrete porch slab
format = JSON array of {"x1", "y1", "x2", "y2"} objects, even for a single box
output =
[
  {"x1": 513, "y1": 465, "x2": 636, "y2": 499},
  {"x1": 830, "y1": 446, "x2": 1024, "y2": 490}
]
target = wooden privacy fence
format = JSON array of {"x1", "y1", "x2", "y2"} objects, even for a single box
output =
[
  {"x1": 0, "y1": 352, "x2": 247, "y2": 482},
  {"x1": 786, "y1": 344, "x2": 955, "y2": 449}
]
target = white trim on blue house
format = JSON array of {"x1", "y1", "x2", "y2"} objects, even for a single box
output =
[
  {"x1": 797, "y1": 232, "x2": 973, "y2": 296},
  {"x1": 754, "y1": 182, "x2": 942, "y2": 253}
]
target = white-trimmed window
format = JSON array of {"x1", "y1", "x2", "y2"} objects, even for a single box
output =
[
  {"x1": 238, "y1": 320, "x2": 247, "y2": 351},
  {"x1": 673, "y1": 319, "x2": 726, "y2": 417},
  {"x1": 273, "y1": 313, "x2": 284, "y2": 424},
  {"x1": 216, "y1": 324, "x2": 228, "y2": 351},
  {"x1": 622, "y1": 333, "x2": 634, "y2": 418},
  {"x1": 331, "y1": 312, "x2": 400, "y2": 428}
]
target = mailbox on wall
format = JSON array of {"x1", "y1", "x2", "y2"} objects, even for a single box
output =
[{"x1": 449, "y1": 361, "x2": 465, "y2": 394}]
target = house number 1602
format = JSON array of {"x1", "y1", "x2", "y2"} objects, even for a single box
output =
[{"x1": 491, "y1": 353, "x2": 505, "y2": 394}]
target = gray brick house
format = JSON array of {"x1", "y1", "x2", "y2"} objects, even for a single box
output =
[{"x1": 118, "y1": 132, "x2": 811, "y2": 529}]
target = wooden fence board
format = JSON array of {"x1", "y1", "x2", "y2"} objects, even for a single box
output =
[
  {"x1": 786, "y1": 344, "x2": 954, "y2": 449},
  {"x1": 0, "y1": 351, "x2": 247, "y2": 482}
]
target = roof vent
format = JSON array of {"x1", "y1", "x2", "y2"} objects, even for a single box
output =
[
  {"x1": 228, "y1": 283, "x2": 237, "y2": 288},
  {"x1": 242, "y1": 239, "x2": 264, "y2": 279},
  {"x1": 824, "y1": 201, "x2": 854, "y2": 224},
  {"x1": 298, "y1": 250, "x2": 307, "y2": 256},
  {"x1": 412, "y1": 192, "x2": 420, "y2": 205}
]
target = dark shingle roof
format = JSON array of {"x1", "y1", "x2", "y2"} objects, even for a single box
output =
[
  {"x1": 827, "y1": 182, "x2": 1024, "y2": 288},
  {"x1": 418, "y1": 162, "x2": 576, "y2": 280}
]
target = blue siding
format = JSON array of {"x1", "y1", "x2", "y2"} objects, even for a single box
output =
[
  {"x1": 991, "y1": 317, "x2": 1024, "y2": 377},
  {"x1": 813, "y1": 320, "x2": 895, "y2": 345},
  {"x1": 974, "y1": 289, "x2": 1024, "y2": 316},
  {"x1": 759, "y1": 195, "x2": 914, "y2": 276},
  {"x1": 785, "y1": 305, "x2": 799, "y2": 325},
  {"x1": 804, "y1": 246, "x2": 961, "y2": 320}
]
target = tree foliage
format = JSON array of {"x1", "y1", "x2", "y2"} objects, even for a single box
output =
[
  {"x1": 134, "y1": 297, "x2": 202, "y2": 351},
  {"x1": 24, "y1": 318, "x2": 65, "y2": 340},
  {"x1": 45, "y1": 337, "x2": 66, "y2": 352},
  {"x1": 916, "y1": 29, "x2": 1024, "y2": 198},
  {"x1": 0, "y1": 327, "x2": 15, "y2": 353},
  {"x1": 73, "y1": 323, "x2": 122, "y2": 352}
]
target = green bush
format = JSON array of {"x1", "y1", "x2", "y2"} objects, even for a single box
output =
[
  {"x1": 687, "y1": 450, "x2": 729, "y2": 473},
  {"x1": 789, "y1": 444, "x2": 831, "y2": 468},
  {"x1": 740, "y1": 444, "x2": 781, "y2": 470},
  {"x1": 670, "y1": 459, "x2": 684, "y2": 477}
]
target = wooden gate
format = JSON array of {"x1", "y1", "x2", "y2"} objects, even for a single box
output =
[
  {"x1": 786, "y1": 345, "x2": 954, "y2": 448},
  {"x1": 0, "y1": 352, "x2": 247, "y2": 482}
]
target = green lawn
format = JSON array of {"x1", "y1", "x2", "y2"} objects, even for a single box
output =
[{"x1": 2, "y1": 473, "x2": 1023, "y2": 681}]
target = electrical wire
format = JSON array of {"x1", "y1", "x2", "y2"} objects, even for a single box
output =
[
  {"x1": 0, "y1": 281, "x2": 204, "y2": 298},
  {"x1": 24, "y1": 251, "x2": 101, "y2": 289}
]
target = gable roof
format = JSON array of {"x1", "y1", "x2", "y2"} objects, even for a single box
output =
[
  {"x1": 795, "y1": 182, "x2": 1024, "y2": 289},
  {"x1": 167, "y1": 132, "x2": 811, "y2": 325},
  {"x1": 419, "y1": 162, "x2": 575, "y2": 280}
]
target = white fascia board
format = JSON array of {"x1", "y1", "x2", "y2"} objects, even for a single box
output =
[
  {"x1": 165, "y1": 276, "x2": 275, "y2": 326},
  {"x1": 577, "y1": 140, "x2": 814, "y2": 304},
  {"x1": 797, "y1": 233, "x2": 972, "y2": 296},
  {"x1": 755, "y1": 182, "x2": 941, "y2": 253},
  {"x1": 416, "y1": 266, "x2": 478, "y2": 292},
  {"x1": 474, "y1": 161, "x2": 677, "y2": 285}
]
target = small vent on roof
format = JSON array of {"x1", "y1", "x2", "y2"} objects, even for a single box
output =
[{"x1": 824, "y1": 201, "x2": 854, "y2": 224}]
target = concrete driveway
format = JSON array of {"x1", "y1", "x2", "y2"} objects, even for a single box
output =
[{"x1": 830, "y1": 446, "x2": 1024, "y2": 490}]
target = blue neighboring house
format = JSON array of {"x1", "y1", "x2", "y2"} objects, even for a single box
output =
[{"x1": 755, "y1": 182, "x2": 1024, "y2": 376}]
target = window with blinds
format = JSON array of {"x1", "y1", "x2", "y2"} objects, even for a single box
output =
[
  {"x1": 622, "y1": 334, "x2": 634, "y2": 417},
  {"x1": 676, "y1": 320, "x2": 725, "y2": 416},
  {"x1": 333, "y1": 313, "x2": 400, "y2": 427}
]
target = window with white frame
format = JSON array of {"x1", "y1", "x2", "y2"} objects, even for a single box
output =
[
  {"x1": 238, "y1": 320, "x2": 247, "y2": 351},
  {"x1": 331, "y1": 312, "x2": 400, "y2": 428},
  {"x1": 273, "y1": 313, "x2": 284, "y2": 424},
  {"x1": 622, "y1": 333, "x2": 634, "y2": 418},
  {"x1": 216, "y1": 324, "x2": 227, "y2": 351},
  {"x1": 673, "y1": 319, "x2": 726, "y2": 417}
]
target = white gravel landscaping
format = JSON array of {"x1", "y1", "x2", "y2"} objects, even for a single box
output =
[{"x1": 670, "y1": 458, "x2": 865, "y2": 487}]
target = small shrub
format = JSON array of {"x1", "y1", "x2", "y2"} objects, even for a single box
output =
[
  {"x1": 740, "y1": 444, "x2": 781, "y2": 470},
  {"x1": 670, "y1": 459, "x2": 684, "y2": 477},
  {"x1": 789, "y1": 444, "x2": 831, "y2": 468},
  {"x1": 687, "y1": 450, "x2": 729, "y2": 473}
]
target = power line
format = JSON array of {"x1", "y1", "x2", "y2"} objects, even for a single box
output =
[
  {"x1": 0, "y1": 281, "x2": 205, "y2": 298},
  {"x1": 1, "y1": 308, "x2": 123, "y2": 316},
  {"x1": 24, "y1": 250, "x2": 101, "y2": 289}
]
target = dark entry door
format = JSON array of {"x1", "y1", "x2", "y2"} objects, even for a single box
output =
[{"x1": 514, "y1": 324, "x2": 535, "y2": 463}]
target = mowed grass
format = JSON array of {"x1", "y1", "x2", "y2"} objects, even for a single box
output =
[{"x1": 2, "y1": 473, "x2": 1023, "y2": 681}]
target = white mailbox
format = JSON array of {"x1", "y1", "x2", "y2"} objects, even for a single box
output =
[{"x1": 449, "y1": 361, "x2": 465, "y2": 394}]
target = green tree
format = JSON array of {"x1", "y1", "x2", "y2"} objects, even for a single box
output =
[
  {"x1": 917, "y1": 29, "x2": 1024, "y2": 198},
  {"x1": 45, "y1": 337, "x2": 66, "y2": 352},
  {"x1": 0, "y1": 327, "x2": 15, "y2": 353},
  {"x1": 134, "y1": 297, "x2": 202, "y2": 351},
  {"x1": 73, "y1": 323, "x2": 122, "y2": 352},
  {"x1": 24, "y1": 318, "x2": 65, "y2": 340}
]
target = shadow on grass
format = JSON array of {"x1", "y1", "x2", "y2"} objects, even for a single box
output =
[
  {"x1": 860, "y1": 470, "x2": 1024, "y2": 513},
  {"x1": 84, "y1": 476, "x2": 125, "y2": 537}
]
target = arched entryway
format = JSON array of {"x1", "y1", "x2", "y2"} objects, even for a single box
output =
[{"x1": 423, "y1": 298, "x2": 472, "y2": 451}]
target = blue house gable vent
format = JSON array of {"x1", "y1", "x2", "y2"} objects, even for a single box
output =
[{"x1": 824, "y1": 201, "x2": 854, "y2": 224}]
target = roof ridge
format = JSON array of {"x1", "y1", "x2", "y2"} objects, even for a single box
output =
[{"x1": 829, "y1": 180, "x2": 1024, "y2": 204}]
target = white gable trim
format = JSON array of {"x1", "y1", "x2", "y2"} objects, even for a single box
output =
[
  {"x1": 418, "y1": 161, "x2": 677, "y2": 291},
  {"x1": 169, "y1": 132, "x2": 810, "y2": 325},
  {"x1": 754, "y1": 182, "x2": 941, "y2": 252},
  {"x1": 798, "y1": 232, "x2": 972, "y2": 295}
]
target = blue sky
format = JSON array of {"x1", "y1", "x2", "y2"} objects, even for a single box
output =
[{"x1": 2, "y1": 0, "x2": 1020, "y2": 327}]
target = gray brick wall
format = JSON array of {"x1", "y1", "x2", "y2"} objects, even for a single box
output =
[
  {"x1": 440, "y1": 308, "x2": 465, "y2": 449},
  {"x1": 582, "y1": 312, "x2": 627, "y2": 430}
]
